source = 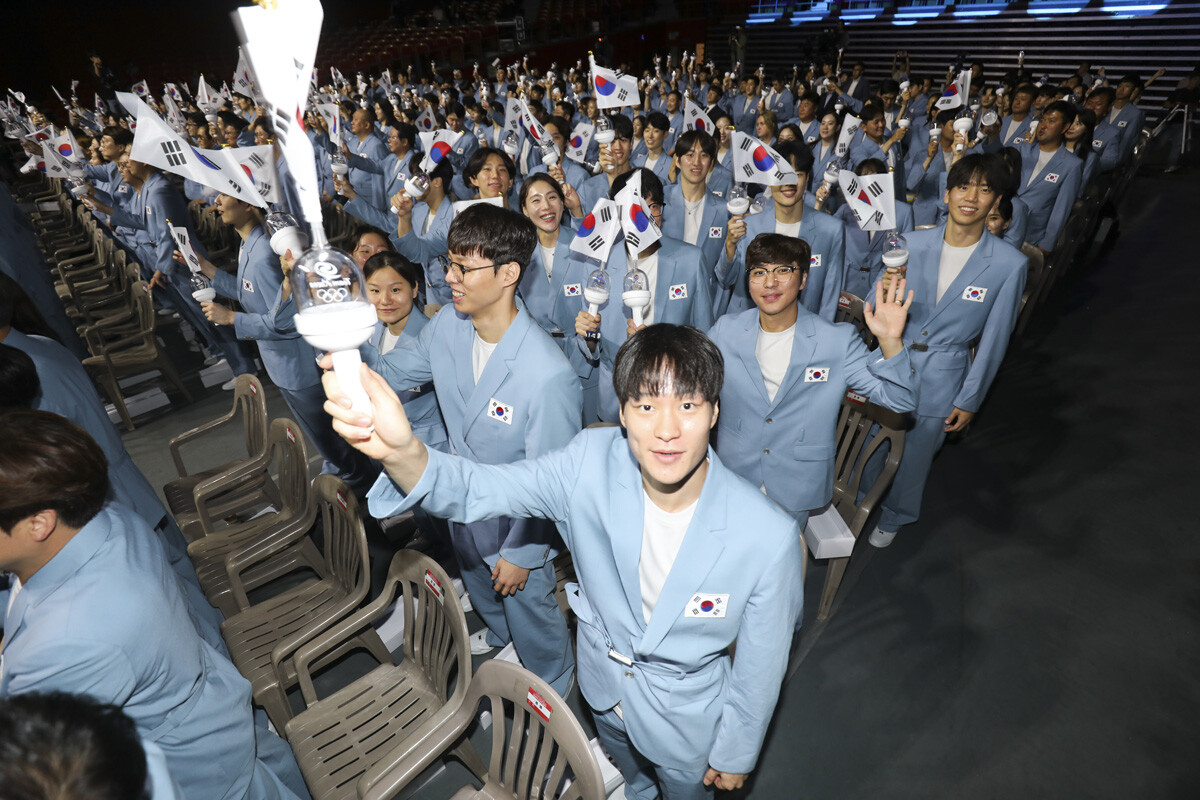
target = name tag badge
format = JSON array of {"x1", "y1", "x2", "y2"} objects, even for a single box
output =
[
  {"x1": 1092, "y1": 139, "x2": 1103, "y2": 149},
  {"x1": 686, "y1": 593, "x2": 729, "y2": 618},
  {"x1": 669, "y1": 283, "x2": 688, "y2": 300},
  {"x1": 488, "y1": 397, "x2": 514, "y2": 425},
  {"x1": 962, "y1": 286, "x2": 988, "y2": 302},
  {"x1": 563, "y1": 283, "x2": 581, "y2": 297},
  {"x1": 810, "y1": 254, "x2": 823, "y2": 268},
  {"x1": 1044, "y1": 172, "x2": 1060, "y2": 184},
  {"x1": 708, "y1": 226, "x2": 723, "y2": 239},
  {"x1": 455, "y1": 147, "x2": 465, "y2": 154},
  {"x1": 1117, "y1": 120, "x2": 1128, "y2": 128},
  {"x1": 805, "y1": 367, "x2": 830, "y2": 382},
  {"x1": 242, "y1": 278, "x2": 255, "y2": 293}
]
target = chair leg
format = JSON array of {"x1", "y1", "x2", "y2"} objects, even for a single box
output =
[
  {"x1": 254, "y1": 682, "x2": 296, "y2": 735},
  {"x1": 94, "y1": 370, "x2": 135, "y2": 431},
  {"x1": 447, "y1": 738, "x2": 489, "y2": 782},
  {"x1": 817, "y1": 557, "x2": 850, "y2": 621},
  {"x1": 157, "y1": 353, "x2": 193, "y2": 404}
]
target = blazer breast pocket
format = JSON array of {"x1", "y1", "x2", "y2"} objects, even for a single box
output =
[{"x1": 793, "y1": 442, "x2": 835, "y2": 461}]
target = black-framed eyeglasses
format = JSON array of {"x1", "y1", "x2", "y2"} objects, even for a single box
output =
[
  {"x1": 748, "y1": 265, "x2": 799, "y2": 283},
  {"x1": 440, "y1": 257, "x2": 497, "y2": 280}
]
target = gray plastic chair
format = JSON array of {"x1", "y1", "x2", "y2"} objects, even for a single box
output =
[
  {"x1": 221, "y1": 474, "x2": 372, "y2": 731},
  {"x1": 187, "y1": 418, "x2": 323, "y2": 618},
  {"x1": 285, "y1": 550, "x2": 483, "y2": 799},
  {"x1": 816, "y1": 395, "x2": 907, "y2": 620},
  {"x1": 834, "y1": 290, "x2": 878, "y2": 350},
  {"x1": 360, "y1": 659, "x2": 606, "y2": 800}
]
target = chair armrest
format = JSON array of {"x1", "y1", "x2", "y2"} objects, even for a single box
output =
[
  {"x1": 168, "y1": 405, "x2": 240, "y2": 477},
  {"x1": 192, "y1": 451, "x2": 274, "y2": 534},
  {"x1": 224, "y1": 512, "x2": 317, "y2": 612},
  {"x1": 267, "y1": 581, "x2": 368, "y2": 677}
]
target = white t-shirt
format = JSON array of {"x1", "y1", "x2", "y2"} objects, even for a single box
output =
[
  {"x1": 645, "y1": 152, "x2": 661, "y2": 172},
  {"x1": 539, "y1": 244, "x2": 556, "y2": 281},
  {"x1": 639, "y1": 491, "x2": 699, "y2": 624},
  {"x1": 627, "y1": 250, "x2": 659, "y2": 326},
  {"x1": 682, "y1": 196, "x2": 705, "y2": 245},
  {"x1": 756, "y1": 323, "x2": 796, "y2": 403},
  {"x1": 421, "y1": 203, "x2": 437, "y2": 235},
  {"x1": 936, "y1": 240, "x2": 979, "y2": 302},
  {"x1": 775, "y1": 219, "x2": 802, "y2": 238},
  {"x1": 1027, "y1": 148, "x2": 1055, "y2": 187},
  {"x1": 471, "y1": 331, "x2": 499, "y2": 384},
  {"x1": 379, "y1": 328, "x2": 400, "y2": 355}
]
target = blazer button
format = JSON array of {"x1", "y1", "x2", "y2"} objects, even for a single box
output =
[
  {"x1": 625, "y1": 671, "x2": 634, "y2": 678},
  {"x1": 765, "y1": 417, "x2": 773, "y2": 424},
  {"x1": 922, "y1": 331, "x2": 929, "y2": 336},
  {"x1": 763, "y1": 448, "x2": 770, "y2": 455}
]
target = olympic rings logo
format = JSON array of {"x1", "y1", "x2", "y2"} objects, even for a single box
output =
[{"x1": 315, "y1": 287, "x2": 348, "y2": 303}]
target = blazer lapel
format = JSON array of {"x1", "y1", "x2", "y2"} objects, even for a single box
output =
[
  {"x1": 770, "y1": 309, "x2": 818, "y2": 409},
  {"x1": 638, "y1": 451, "x2": 729, "y2": 654},
  {"x1": 732, "y1": 312, "x2": 770, "y2": 407},
  {"x1": 926, "y1": 232, "x2": 996, "y2": 326},
  {"x1": 608, "y1": 442, "x2": 648, "y2": 629},
  {"x1": 461, "y1": 311, "x2": 530, "y2": 441}
]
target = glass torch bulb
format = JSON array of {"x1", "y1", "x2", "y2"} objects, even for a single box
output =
[{"x1": 623, "y1": 268, "x2": 649, "y2": 293}]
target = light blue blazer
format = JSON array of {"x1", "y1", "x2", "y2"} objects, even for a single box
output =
[
  {"x1": 363, "y1": 306, "x2": 582, "y2": 568},
  {"x1": 1091, "y1": 121, "x2": 1123, "y2": 173},
  {"x1": 631, "y1": 149, "x2": 672, "y2": 183},
  {"x1": 906, "y1": 142, "x2": 982, "y2": 227},
  {"x1": 834, "y1": 200, "x2": 915, "y2": 300},
  {"x1": 1014, "y1": 142, "x2": 1083, "y2": 251},
  {"x1": 390, "y1": 198, "x2": 456, "y2": 306},
  {"x1": 347, "y1": 130, "x2": 390, "y2": 210},
  {"x1": 367, "y1": 313, "x2": 448, "y2": 453},
  {"x1": 108, "y1": 172, "x2": 206, "y2": 277},
  {"x1": 575, "y1": 236, "x2": 716, "y2": 422},
  {"x1": 868, "y1": 225, "x2": 1027, "y2": 417},
  {"x1": 710, "y1": 307, "x2": 918, "y2": 517},
  {"x1": 211, "y1": 226, "x2": 319, "y2": 391},
  {"x1": 662, "y1": 181, "x2": 730, "y2": 281},
  {"x1": 717, "y1": 204, "x2": 846, "y2": 321},
  {"x1": 344, "y1": 149, "x2": 416, "y2": 230},
  {"x1": 0, "y1": 503, "x2": 304, "y2": 800},
  {"x1": 516, "y1": 226, "x2": 597, "y2": 380},
  {"x1": 367, "y1": 427, "x2": 805, "y2": 775}
]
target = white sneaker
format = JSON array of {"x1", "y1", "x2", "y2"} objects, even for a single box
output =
[
  {"x1": 220, "y1": 377, "x2": 238, "y2": 390},
  {"x1": 469, "y1": 629, "x2": 495, "y2": 655},
  {"x1": 460, "y1": 591, "x2": 473, "y2": 614},
  {"x1": 868, "y1": 526, "x2": 899, "y2": 548},
  {"x1": 204, "y1": 355, "x2": 225, "y2": 368}
]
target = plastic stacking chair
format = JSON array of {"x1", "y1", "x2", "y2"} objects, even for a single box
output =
[
  {"x1": 222, "y1": 475, "x2": 372, "y2": 731},
  {"x1": 359, "y1": 659, "x2": 607, "y2": 800},
  {"x1": 164, "y1": 374, "x2": 272, "y2": 522},
  {"x1": 285, "y1": 550, "x2": 483, "y2": 800},
  {"x1": 187, "y1": 418, "x2": 323, "y2": 617},
  {"x1": 815, "y1": 396, "x2": 907, "y2": 620},
  {"x1": 80, "y1": 280, "x2": 192, "y2": 430},
  {"x1": 834, "y1": 290, "x2": 878, "y2": 350}
]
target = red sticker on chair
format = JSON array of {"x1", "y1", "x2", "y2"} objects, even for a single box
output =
[
  {"x1": 424, "y1": 569, "x2": 444, "y2": 603},
  {"x1": 845, "y1": 389, "x2": 868, "y2": 405},
  {"x1": 527, "y1": 688, "x2": 552, "y2": 721},
  {"x1": 838, "y1": 293, "x2": 852, "y2": 310},
  {"x1": 286, "y1": 427, "x2": 296, "y2": 443},
  {"x1": 249, "y1": 383, "x2": 258, "y2": 395},
  {"x1": 335, "y1": 491, "x2": 347, "y2": 509}
]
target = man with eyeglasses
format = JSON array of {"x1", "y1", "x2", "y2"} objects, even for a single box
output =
[
  {"x1": 864, "y1": 153, "x2": 1027, "y2": 548},
  {"x1": 363, "y1": 203, "x2": 580, "y2": 698},
  {"x1": 708, "y1": 233, "x2": 917, "y2": 529},
  {"x1": 574, "y1": 113, "x2": 635, "y2": 222}
]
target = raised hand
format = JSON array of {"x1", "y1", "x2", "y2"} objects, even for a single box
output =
[{"x1": 863, "y1": 276, "x2": 913, "y2": 357}]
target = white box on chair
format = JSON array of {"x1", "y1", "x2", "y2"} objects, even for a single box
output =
[{"x1": 804, "y1": 502, "x2": 856, "y2": 559}]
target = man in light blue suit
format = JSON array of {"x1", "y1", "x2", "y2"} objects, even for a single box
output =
[
  {"x1": 908, "y1": 109, "x2": 983, "y2": 227},
  {"x1": 631, "y1": 112, "x2": 673, "y2": 184},
  {"x1": 1083, "y1": 88, "x2": 1126, "y2": 172},
  {"x1": 709, "y1": 233, "x2": 918, "y2": 528},
  {"x1": 195, "y1": 194, "x2": 378, "y2": 492},
  {"x1": 832, "y1": 159, "x2": 917, "y2": 300},
  {"x1": 731, "y1": 75, "x2": 762, "y2": 136},
  {"x1": 719, "y1": 139, "x2": 846, "y2": 320},
  {"x1": 575, "y1": 170, "x2": 716, "y2": 423},
  {"x1": 324, "y1": 324, "x2": 804, "y2": 800},
  {"x1": 363, "y1": 204, "x2": 579, "y2": 697},
  {"x1": 342, "y1": 107, "x2": 390, "y2": 211},
  {"x1": 662, "y1": 131, "x2": 730, "y2": 287},
  {"x1": 1108, "y1": 75, "x2": 1147, "y2": 160},
  {"x1": 1014, "y1": 101, "x2": 1083, "y2": 254},
  {"x1": 389, "y1": 158, "x2": 457, "y2": 307},
  {"x1": 574, "y1": 113, "x2": 635, "y2": 223},
  {"x1": 996, "y1": 84, "x2": 1036, "y2": 148},
  {"x1": 0, "y1": 410, "x2": 308, "y2": 800},
  {"x1": 341, "y1": 121, "x2": 418, "y2": 232},
  {"x1": 866, "y1": 154, "x2": 1027, "y2": 548}
]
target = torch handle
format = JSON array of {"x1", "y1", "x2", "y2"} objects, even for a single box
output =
[{"x1": 330, "y1": 348, "x2": 373, "y2": 421}]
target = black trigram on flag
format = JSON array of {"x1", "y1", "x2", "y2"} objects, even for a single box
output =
[
  {"x1": 617, "y1": 88, "x2": 629, "y2": 102},
  {"x1": 582, "y1": 235, "x2": 605, "y2": 251},
  {"x1": 738, "y1": 137, "x2": 754, "y2": 152},
  {"x1": 866, "y1": 181, "x2": 884, "y2": 198},
  {"x1": 869, "y1": 210, "x2": 885, "y2": 226},
  {"x1": 851, "y1": 207, "x2": 864, "y2": 224},
  {"x1": 625, "y1": 231, "x2": 641, "y2": 249},
  {"x1": 741, "y1": 163, "x2": 755, "y2": 178},
  {"x1": 160, "y1": 140, "x2": 186, "y2": 167},
  {"x1": 598, "y1": 205, "x2": 613, "y2": 223},
  {"x1": 248, "y1": 152, "x2": 266, "y2": 169},
  {"x1": 844, "y1": 178, "x2": 859, "y2": 195},
  {"x1": 258, "y1": 182, "x2": 272, "y2": 198}
]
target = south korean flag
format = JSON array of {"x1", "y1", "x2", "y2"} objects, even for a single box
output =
[
  {"x1": 570, "y1": 198, "x2": 621, "y2": 263},
  {"x1": 229, "y1": 145, "x2": 283, "y2": 203},
  {"x1": 413, "y1": 106, "x2": 436, "y2": 134},
  {"x1": 503, "y1": 97, "x2": 523, "y2": 136},
  {"x1": 565, "y1": 121, "x2": 593, "y2": 164},
  {"x1": 840, "y1": 172, "x2": 896, "y2": 232},
  {"x1": 835, "y1": 113, "x2": 861, "y2": 159},
  {"x1": 615, "y1": 173, "x2": 662, "y2": 257},
  {"x1": 170, "y1": 223, "x2": 203, "y2": 273},
  {"x1": 590, "y1": 54, "x2": 640, "y2": 110},
  {"x1": 731, "y1": 132, "x2": 797, "y2": 187},
  {"x1": 682, "y1": 96, "x2": 714, "y2": 135}
]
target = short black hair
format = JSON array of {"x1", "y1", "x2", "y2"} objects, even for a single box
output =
[
  {"x1": 859, "y1": 104, "x2": 885, "y2": 124},
  {"x1": 363, "y1": 251, "x2": 423, "y2": 295},
  {"x1": 463, "y1": 147, "x2": 516, "y2": 190},
  {"x1": 0, "y1": 692, "x2": 147, "y2": 800},
  {"x1": 0, "y1": 344, "x2": 39, "y2": 408},
  {"x1": 746, "y1": 232, "x2": 811, "y2": 277},
  {"x1": 446, "y1": 203, "x2": 537, "y2": 279},
  {"x1": 645, "y1": 111, "x2": 670, "y2": 132},
  {"x1": 518, "y1": 171, "x2": 565, "y2": 209},
  {"x1": 608, "y1": 113, "x2": 634, "y2": 141},
  {"x1": 1043, "y1": 100, "x2": 1078, "y2": 129},
  {"x1": 0, "y1": 409, "x2": 109, "y2": 531},
  {"x1": 993, "y1": 194, "x2": 1014, "y2": 223},
  {"x1": 1088, "y1": 86, "x2": 1116, "y2": 105},
  {"x1": 946, "y1": 152, "x2": 1009, "y2": 197},
  {"x1": 673, "y1": 129, "x2": 716, "y2": 161},
  {"x1": 392, "y1": 121, "x2": 417, "y2": 147},
  {"x1": 772, "y1": 138, "x2": 815, "y2": 177},
  {"x1": 856, "y1": 158, "x2": 887, "y2": 176},
  {"x1": 613, "y1": 324, "x2": 723, "y2": 408},
  {"x1": 609, "y1": 168, "x2": 664, "y2": 205}
]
